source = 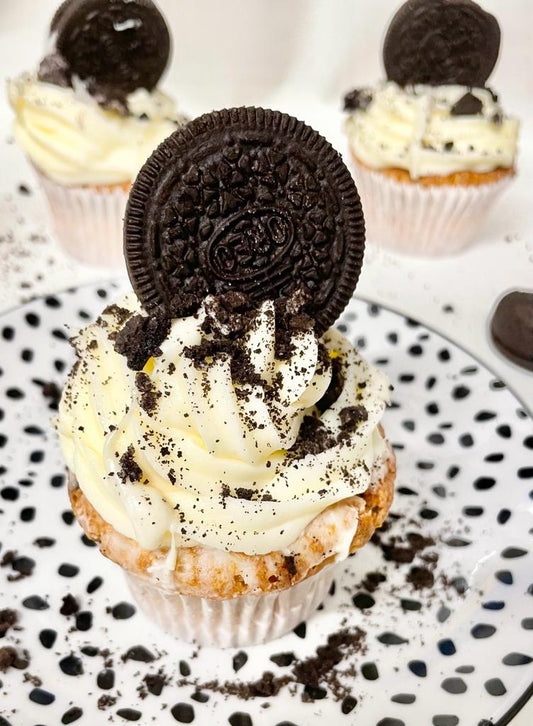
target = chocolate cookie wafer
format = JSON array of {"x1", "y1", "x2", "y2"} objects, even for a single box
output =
[
  {"x1": 383, "y1": 0, "x2": 500, "y2": 87},
  {"x1": 124, "y1": 107, "x2": 365, "y2": 335},
  {"x1": 40, "y1": 0, "x2": 170, "y2": 108}
]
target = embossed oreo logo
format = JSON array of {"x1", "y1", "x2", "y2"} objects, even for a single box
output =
[{"x1": 206, "y1": 208, "x2": 294, "y2": 282}]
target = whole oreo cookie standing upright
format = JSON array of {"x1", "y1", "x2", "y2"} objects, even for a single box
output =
[
  {"x1": 40, "y1": 0, "x2": 170, "y2": 107},
  {"x1": 124, "y1": 107, "x2": 365, "y2": 335},
  {"x1": 383, "y1": 0, "x2": 501, "y2": 87}
]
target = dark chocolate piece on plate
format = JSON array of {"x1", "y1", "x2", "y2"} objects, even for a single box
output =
[
  {"x1": 490, "y1": 291, "x2": 533, "y2": 372},
  {"x1": 383, "y1": 0, "x2": 501, "y2": 87},
  {"x1": 40, "y1": 0, "x2": 170, "y2": 108},
  {"x1": 125, "y1": 107, "x2": 365, "y2": 335}
]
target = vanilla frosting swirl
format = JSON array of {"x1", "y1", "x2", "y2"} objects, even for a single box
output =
[
  {"x1": 8, "y1": 74, "x2": 186, "y2": 185},
  {"x1": 58, "y1": 294, "x2": 390, "y2": 556},
  {"x1": 345, "y1": 81, "x2": 519, "y2": 179}
]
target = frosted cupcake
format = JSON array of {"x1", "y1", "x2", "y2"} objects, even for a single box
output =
[
  {"x1": 343, "y1": 0, "x2": 519, "y2": 256},
  {"x1": 57, "y1": 107, "x2": 396, "y2": 647},
  {"x1": 8, "y1": 0, "x2": 187, "y2": 267}
]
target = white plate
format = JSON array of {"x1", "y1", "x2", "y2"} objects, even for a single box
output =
[{"x1": 0, "y1": 282, "x2": 532, "y2": 726}]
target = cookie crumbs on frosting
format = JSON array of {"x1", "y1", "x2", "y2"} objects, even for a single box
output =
[
  {"x1": 339, "y1": 406, "x2": 368, "y2": 433},
  {"x1": 201, "y1": 291, "x2": 257, "y2": 338},
  {"x1": 184, "y1": 290, "x2": 316, "y2": 391},
  {"x1": 343, "y1": 88, "x2": 373, "y2": 112},
  {"x1": 451, "y1": 92, "x2": 483, "y2": 116},
  {"x1": 184, "y1": 338, "x2": 264, "y2": 389},
  {"x1": 235, "y1": 488, "x2": 255, "y2": 501},
  {"x1": 118, "y1": 446, "x2": 143, "y2": 484},
  {"x1": 288, "y1": 416, "x2": 336, "y2": 459},
  {"x1": 135, "y1": 372, "x2": 161, "y2": 415},
  {"x1": 274, "y1": 291, "x2": 315, "y2": 361},
  {"x1": 114, "y1": 309, "x2": 170, "y2": 370}
]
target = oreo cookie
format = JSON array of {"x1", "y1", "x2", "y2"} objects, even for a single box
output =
[
  {"x1": 383, "y1": 0, "x2": 500, "y2": 87},
  {"x1": 50, "y1": 1, "x2": 71, "y2": 32},
  {"x1": 490, "y1": 291, "x2": 533, "y2": 372},
  {"x1": 40, "y1": 0, "x2": 170, "y2": 107},
  {"x1": 124, "y1": 107, "x2": 365, "y2": 335}
]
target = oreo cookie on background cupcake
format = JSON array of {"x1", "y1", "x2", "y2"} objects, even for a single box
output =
[
  {"x1": 342, "y1": 0, "x2": 520, "y2": 257},
  {"x1": 7, "y1": 0, "x2": 188, "y2": 268},
  {"x1": 56, "y1": 106, "x2": 396, "y2": 648}
]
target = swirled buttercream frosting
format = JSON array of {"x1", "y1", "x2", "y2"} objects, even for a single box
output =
[
  {"x1": 58, "y1": 292, "x2": 391, "y2": 556},
  {"x1": 8, "y1": 74, "x2": 186, "y2": 185},
  {"x1": 344, "y1": 81, "x2": 519, "y2": 179}
]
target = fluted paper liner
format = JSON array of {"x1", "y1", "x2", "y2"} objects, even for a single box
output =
[
  {"x1": 125, "y1": 565, "x2": 336, "y2": 648},
  {"x1": 37, "y1": 170, "x2": 129, "y2": 268},
  {"x1": 352, "y1": 161, "x2": 514, "y2": 256}
]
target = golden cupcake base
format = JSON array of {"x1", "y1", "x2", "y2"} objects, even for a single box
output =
[{"x1": 67, "y1": 450, "x2": 395, "y2": 645}]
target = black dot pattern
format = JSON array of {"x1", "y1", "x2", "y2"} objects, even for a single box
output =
[
  {"x1": 0, "y1": 287, "x2": 531, "y2": 724},
  {"x1": 61, "y1": 706, "x2": 83, "y2": 724},
  {"x1": 471, "y1": 624, "x2": 497, "y2": 639},
  {"x1": 484, "y1": 678, "x2": 507, "y2": 696},
  {"x1": 441, "y1": 677, "x2": 467, "y2": 694},
  {"x1": 433, "y1": 717, "x2": 459, "y2": 726},
  {"x1": 171, "y1": 703, "x2": 195, "y2": 722}
]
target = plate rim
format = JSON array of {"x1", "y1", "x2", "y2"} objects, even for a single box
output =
[{"x1": 1, "y1": 278, "x2": 532, "y2": 725}]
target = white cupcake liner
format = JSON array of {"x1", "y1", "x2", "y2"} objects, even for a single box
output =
[
  {"x1": 36, "y1": 170, "x2": 129, "y2": 268},
  {"x1": 124, "y1": 564, "x2": 337, "y2": 648},
  {"x1": 351, "y1": 161, "x2": 514, "y2": 257}
]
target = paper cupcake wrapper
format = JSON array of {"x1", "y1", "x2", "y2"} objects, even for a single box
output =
[
  {"x1": 352, "y1": 162, "x2": 514, "y2": 257},
  {"x1": 124, "y1": 564, "x2": 337, "y2": 648},
  {"x1": 36, "y1": 170, "x2": 129, "y2": 268}
]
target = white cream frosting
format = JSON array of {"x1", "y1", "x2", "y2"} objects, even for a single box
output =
[
  {"x1": 57, "y1": 293, "x2": 391, "y2": 557},
  {"x1": 7, "y1": 73, "x2": 187, "y2": 186},
  {"x1": 345, "y1": 81, "x2": 519, "y2": 179}
]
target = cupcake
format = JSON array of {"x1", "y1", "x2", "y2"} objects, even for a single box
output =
[
  {"x1": 343, "y1": 0, "x2": 520, "y2": 256},
  {"x1": 57, "y1": 107, "x2": 396, "y2": 647},
  {"x1": 8, "y1": 0, "x2": 187, "y2": 267}
]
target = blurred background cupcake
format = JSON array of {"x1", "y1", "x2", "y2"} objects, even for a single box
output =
[
  {"x1": 343, "y1": 0, "x2": 520, "y2": 257},
  {"x1": 7, "y1": 0, "x2": 188, "y2": 267}
]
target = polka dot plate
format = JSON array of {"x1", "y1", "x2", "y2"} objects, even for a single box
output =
[{"x1": 0, "y1": 281, "x2": 532, "y2": 726}]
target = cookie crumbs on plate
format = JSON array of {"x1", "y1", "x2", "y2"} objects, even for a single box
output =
[
  {"x1": 0, "y1": 609, "x2": 18, "y2": 638},
  {"x1": 0, "y1": 646, "x2": 29, "y2": 672},
  {"x1": 177, "y1": 626, "x2": 366, "y2": 703}
]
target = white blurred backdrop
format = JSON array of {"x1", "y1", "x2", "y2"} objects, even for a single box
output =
[{"x1": 0, "y1": 0, "x2": 531, "y2": 118}]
